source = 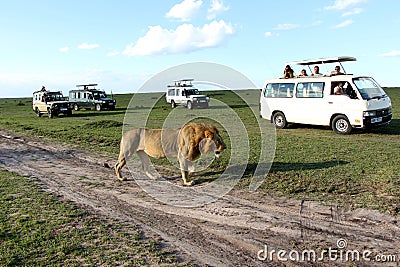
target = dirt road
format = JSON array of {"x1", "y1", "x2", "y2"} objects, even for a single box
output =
[{"x1": 0, "y1": 130, "x2": 399, "y2": 266}]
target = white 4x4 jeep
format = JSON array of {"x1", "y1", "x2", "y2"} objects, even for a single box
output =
[
  {"x1": 165, "y1": 79, "x2": 210, "y2": 109},
  {"x1": 32, "y1": 90, "x2": 72, "y2": 118}
]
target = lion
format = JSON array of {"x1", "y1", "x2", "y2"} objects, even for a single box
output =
[{"x1": 114, "y1": 122, "x2": 226, "y2": 186}]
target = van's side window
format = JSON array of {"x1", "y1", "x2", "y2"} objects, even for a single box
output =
[
  {"x1": 296, "y1": 82, "x2": 324, "y2": 98},
  {"x1": 264, "y1": 83, "x2": 294, "y2": 98},
  {"x1": 168, "y1": 89, "x2": 175, "y2": 96}
]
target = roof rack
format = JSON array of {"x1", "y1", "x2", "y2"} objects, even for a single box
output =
[
  {"x1": 287, "y1": 56, "x2": 356, "y2": 66},
  {"x1": 168, "y1": 79, "x2": 194, "y2": 87},
  {"x1": 75, "y1": 84, "x2": 99, "y2": 91},
  {"x1": 287, "y1": 56, "x2": 356, "y2": 75}
]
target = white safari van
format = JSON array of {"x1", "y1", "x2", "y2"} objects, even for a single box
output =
[
  {"x1": 259, "y1": 57, "x2": 392, "y2": 134},
  {"x1": 166, "y1": 79, "x2": 210, "y2": 109}
]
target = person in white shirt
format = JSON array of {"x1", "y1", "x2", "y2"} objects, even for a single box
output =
[{"x1": 334, "y1": 82, "x2": 346, "y2": 95}]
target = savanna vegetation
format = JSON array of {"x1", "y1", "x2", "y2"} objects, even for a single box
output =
[{"x1": 0, "y1": 87, "x2": 399, "y2": 264}]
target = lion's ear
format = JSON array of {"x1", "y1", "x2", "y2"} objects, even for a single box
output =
[{"x1": 204, "y1": 130, "x2": 214, "y2": 139}]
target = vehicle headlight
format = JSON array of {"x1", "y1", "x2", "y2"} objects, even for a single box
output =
[
  {"x1": 102, "y1": 101, "x2": 106, "y2": 103},
  {"x1": 53, "y1": 104, "x2": 58, "y2": 108},
  {"x1": 363, "y1": 111, "x2": 376, "y2": 117}
]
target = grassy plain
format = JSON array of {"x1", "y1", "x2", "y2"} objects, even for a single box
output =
[
  {"x1": 0, "y1": 89, "x2": 399, "y2": 212},
  {"x1": 0, "y1": 88, "x2": 399, "y2": 264},
  {"x1": 0, "y1": 170, "x2": 186, "y2": 266}
]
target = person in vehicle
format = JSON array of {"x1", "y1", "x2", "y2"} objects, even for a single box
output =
[
  {"x1": 334, "y1": 82, "x2": 346, "y2": 95},
  {"x1": 331, "y1": 65, "x2": 344, "y2": 75},
  {"x1": 298, "y1": 69, "x2": 308, "y2": 77},
  {"x1": 283, "y1": 65, "x2": 294, "y2": 79},
  {"x1": 312, "y1": 66, "x2": 323, "y2": 76}
]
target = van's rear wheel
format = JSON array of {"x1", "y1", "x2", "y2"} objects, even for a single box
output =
[
  {"x1": 35, "y1": 108, "x2": 42, "y2": 117},
  {"x1": 187, "y1": 101, "x2": 193, "y2": 110},
  {"x1": 74, "y1": 104, "x2": 79, "y2": 111},
  {"x1": 332, "y1": 115, "x2": 352, "y2": 134},
  {"x1": 272, "y1": 112, "x2": 287, "y2": 129},
  {"x1": 171, "y1": 100, "x2": 176, "y2": 108},
  {"x1": 95, "y1": 104, "x2": 101, "y2": 111}
]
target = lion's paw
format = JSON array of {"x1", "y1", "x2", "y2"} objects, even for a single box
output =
[{"x1": 183, "y1": 180, "x2": 195, "y2": 186}]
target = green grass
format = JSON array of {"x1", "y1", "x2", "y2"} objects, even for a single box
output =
[
  {"x1": 0, "y1": 88, "x2": 399, "y2": 215},
  {"x1": 0, "y1": 170, "x2": 187, "y2": 266}
]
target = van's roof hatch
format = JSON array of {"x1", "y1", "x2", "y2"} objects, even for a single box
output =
[
  {"x1": 288, "y1": 56, "x2": 356, "y2": 66},
  {"x1": 288, "y1": 56, "x2": 356, "y2": 75}
]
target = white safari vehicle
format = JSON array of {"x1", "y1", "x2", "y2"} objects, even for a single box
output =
[
  {"x1": 260, "y1": 57, "x2": 392, "y2": 134},
  {"x1": 166, "y1": 79, "x2": 210, "y2": 109},
  {"x1": 32, "y1": 89, "x2": 72, "y2": 118}
]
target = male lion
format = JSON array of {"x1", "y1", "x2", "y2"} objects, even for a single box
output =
[{"x1": 114, "y1": 122, "x2": 226, "y2": 186}]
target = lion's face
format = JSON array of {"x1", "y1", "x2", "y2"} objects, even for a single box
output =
[{"x1": 201, "y1": 128, "x2": 226, "y2": 158}]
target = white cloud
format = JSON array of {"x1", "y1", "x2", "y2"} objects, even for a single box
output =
[
  {"x1": 122, "y1": 20, "x2": 234, "y2": 56},
  {"x1": 332, "y1": 19, "x2": 354, "y2": 28},
  {"x1": 59, "y1": 46, "x2": 70, "y2": 52},
  {"x1": 107, "y1": 51, "x2": 120, "y2": 57},
  {"x1": 381, "y1": 50, "x2": 400, "y2": 57},
  {"x1": 78, "y1": 43, "x2": 100, "y2": 50},
  {"x1": 273, "y1": 23, "x2": 300, "y2": 30},
  {"x1": 342, "y1": 7, "x2": 363, "y2": 16},
  {"x1": 325, "y1": 0, "x2": 366, "y2": 10},
  {"x1": 207, "y1": 0, "x2": 229, "y2": 20},
  {"x1": 166, "y1": 0, "x2": 202, "y2": 21},
  {"x1": 264, "y1": 31, "x2": 273, "y2": 38}
]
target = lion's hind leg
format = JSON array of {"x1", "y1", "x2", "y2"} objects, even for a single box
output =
[{"x1": 115, "y1": 155, "x2": 127, "y2": 181}]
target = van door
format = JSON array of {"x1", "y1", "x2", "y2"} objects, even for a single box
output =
[
  {"x1": 293, "y1": 82, "x2": 327, "y2": 125},
  {"x1": 176, "y1": 88, "x2": 189, "y2": 105},
  {"x1": 326, "y1": 81, "x2": 363, "y2": 127}
]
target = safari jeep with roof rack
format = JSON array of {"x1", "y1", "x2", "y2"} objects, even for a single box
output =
[
  {"x1": 259, "y1": 56, "x2": 392, "y2": 134},
  {"x1": 32, "y1": 89, "x2": 72, "y2": 118},
  {"x1": 166, "y1": 79, "x2": 210, "y2": 109},
  {"x1": 68, "y1": 84, "x2": 116, "y2": 111}
]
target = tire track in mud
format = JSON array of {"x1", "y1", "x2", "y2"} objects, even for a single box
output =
[{"x1": 0, "y1": 131, "x2": 399, "y2": 266}]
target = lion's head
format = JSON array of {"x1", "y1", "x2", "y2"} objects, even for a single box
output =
[
  {"x1": 198, "y1": 124, "x2": 226, "y2": 158},
  {"x1": 178, "y1": 123, "x2": 226, "y2": 161}
]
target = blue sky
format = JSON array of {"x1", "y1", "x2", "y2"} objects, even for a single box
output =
[{"x1": 1, "y1": 0, "x2": 399, "y2": 98}]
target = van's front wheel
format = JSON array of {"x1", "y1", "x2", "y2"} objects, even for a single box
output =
[
  {"x1": 272, "y1": 112, "x2": 287, "y2": 129},
  {"x1": 332, "y1": 115, "x2": 352, "y2": 134}
]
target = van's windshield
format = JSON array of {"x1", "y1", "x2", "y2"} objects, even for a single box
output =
[
  {"x1": 92, "y1": 91, "x2": 107, "y2": 99},
  {"x1": 185, "y1": 89, "x2": 200, "y2": 95},
  {"x1": 46, "y1": 93, "x2": 65, "y2": 101},
  {"x1": 353, "y1": 77, "x2": 387, "y2": 100}
]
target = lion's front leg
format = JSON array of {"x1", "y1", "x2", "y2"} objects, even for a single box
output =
[{"x1": 179, "y1": 155, "x2": 194, "y2": 186}]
